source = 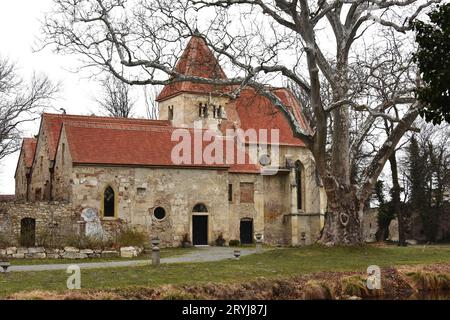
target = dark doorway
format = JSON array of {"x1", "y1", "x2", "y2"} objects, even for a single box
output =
[
  {"x1": 192, "y1": 215, "x2": 208, "y2": 245},
  {"x1": 240, "y1": 219, "x2": 253, "y2": 244},
  {"x1": 20, "y1": 218, "x2": 36, "y2": 247}
]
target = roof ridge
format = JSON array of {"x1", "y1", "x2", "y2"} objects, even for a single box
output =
[{"x1": 42, "y1": 112, "x2": 169, "y2": 124}]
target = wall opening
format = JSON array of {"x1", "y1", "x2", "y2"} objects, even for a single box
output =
[
  {"x1": 103, "y1": 186, "x2": 115, "y2": 217},
  {"x1": 20, "y1": 217, "x2": 36, "y2": 247}
]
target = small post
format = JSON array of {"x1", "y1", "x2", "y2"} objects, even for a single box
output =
[
  {"x1": 233, "y1": 249, "x2": 241, "y2": 260},
  {"x1": 151, "y1": 237, "x2": 160, "y2": 266},
  {"x1": 0, "y1": 261, "x2": 11, "y2": 273},
  {"x1": 255, "y1": 232, "x2": 263, "y2": 254},
  {"x1": 300, "y1": 232, "x2": 306, "y2": 246}
]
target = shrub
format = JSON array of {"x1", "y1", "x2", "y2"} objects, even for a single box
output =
[
  {"x1": 303, "y1": 281, "x2": 334, "y2": 300},
  {"x1": 341, "y1": 276, "x2": 369, "y2": 297},
  {"x1": 215, "y1": 233, "x2": 226, "y2": 246},
  {"x1": 117, "y1": 228, "x2": 147, "y2": 247},
  {"x1": 407, "y1": 272, "x2": 450, "y2": 291},
  {"x1": 229, "y1": 239, "x2": 240, "y2": 247}
]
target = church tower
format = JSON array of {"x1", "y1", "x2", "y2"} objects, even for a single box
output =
[{"x1": 156, "y1": 35, "x2": 230, "y2": 131}]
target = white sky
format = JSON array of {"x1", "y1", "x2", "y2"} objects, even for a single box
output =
[{"x1": 0, "y1": 0, "x2": 150, "y2": 194}]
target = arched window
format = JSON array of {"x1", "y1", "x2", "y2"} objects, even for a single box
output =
[
  {"x1": 193, "y1": 203, "x2": 208, "y2": 212},
  {"x1": 295, "y1": 160, "x2": 303, "y2": 210},
  {"x1": 103, "y1": 186, "x2": 115, "y2": 217}
]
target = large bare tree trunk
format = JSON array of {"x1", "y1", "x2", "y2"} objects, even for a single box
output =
[{"x1": 321, "y1": 185, "x2": 363, "y2": 245}]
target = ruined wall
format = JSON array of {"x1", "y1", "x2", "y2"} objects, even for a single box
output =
[
  {"x1": 362, "y1": 208, "x2": 378, "y2": 243},
  {"x1": 0, "y1": 201, "x2": 79, "y2": 247},
  {"x1": 71, "y1": 165, "x2": 230, "y2": 247}
]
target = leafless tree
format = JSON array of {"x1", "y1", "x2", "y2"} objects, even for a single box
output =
[
  {"x1": 40, "y1": 0, "x2": 440, "y2": 244},
  {"x1": 143, "y1": 85, "x2": 160, "y2": 120},
  {"x1": 0, "y1": 57, "x2": 58, "y2": 161},
  {"x1": 96, "y1": 75, "x2": 135, "y2": 117}
]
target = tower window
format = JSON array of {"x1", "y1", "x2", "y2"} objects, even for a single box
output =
[
  {"x1": 168, "y1": 105, "x2": 174, "y2": 120},
  {"x1": 228, "y1": 184, "x2": 233, "y2": 202},
  {"x1": 218, "y1": 106, "x2": 223, "y2": 118}
]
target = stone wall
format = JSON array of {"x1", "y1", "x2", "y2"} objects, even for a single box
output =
[
  {"x1": 0, "y1": 246, "x2": 143, "y2": 260},
  {"x1": 0, "y1": 201, "x2": 79, "y2": 247},
  {"x1": 29, "y1": 126, "x2": 53, "y2": 201},
  {"x1": 362, "y1": 208, "x2": 378, "y2": 243},
  {"x1": 69, "y1": 165, "x2": 230, "y2": 247},
  {"x1": 15, "y1": 151, "x2": 28, "y2": 201},
  {"x1": 228, "y1": 173, "x2": 264, "y2": 242}
]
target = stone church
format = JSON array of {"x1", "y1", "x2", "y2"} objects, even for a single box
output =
[{"x1": 14, "y1": 35, "x2": 326, "y2": 247}]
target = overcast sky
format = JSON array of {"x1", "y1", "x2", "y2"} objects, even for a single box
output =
[{"x1": 0, "y1": 0, "x2": 152, "y2": 194}]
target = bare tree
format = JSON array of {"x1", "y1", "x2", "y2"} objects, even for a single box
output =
[
  {"x1": 0, "y1": 57, "x2": 58, "y2": 161},
  {"x1": 96, "y1": 75, "x2": 135, "y2": 118},
  {"x1": 143, "y1": 85, "x2": 160, "y2": 120},
  {"x1": 40, "y1": 0, "x2": 440, "y2": 244}
]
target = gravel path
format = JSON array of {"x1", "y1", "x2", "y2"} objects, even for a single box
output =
[{"x1": 6, "y1": 247, "x2": 260, "y2": 272}]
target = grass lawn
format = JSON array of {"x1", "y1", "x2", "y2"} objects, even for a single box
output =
[
  {"x1": 6, "y1": 247, "x2": 195, "y2": 266},
  {"x1": 1, "y1": 244, "x2": 450, "y2": 297}
]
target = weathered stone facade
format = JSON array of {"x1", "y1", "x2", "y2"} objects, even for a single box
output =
[{"x1": 12, "y1": 35, "x2": 328, "y2": 248}]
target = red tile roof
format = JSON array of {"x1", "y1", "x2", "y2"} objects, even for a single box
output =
[
  {"x1": 63, "y1": 123, "x2": 228, "y2": 168},
  {"x1": 22, "y1": 138, "x2": 37, "y2": 168},
  {"x1": 230, "y1": 87, "x2": 311, "y2": 146},
  {"x1": 156, "y1": 36, "x2": 228, "y2": 101},
  {"x1": 62, "y1": 122, "x2": 261, "y2": 172},
  {"x1": 41, "y1": 113, "x2": 170, "y2": 161}
]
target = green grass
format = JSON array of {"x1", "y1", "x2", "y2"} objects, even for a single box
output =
[
  {"x1": 6, "y1": 247, "x2": 195, "y2": 266},
  {"x1": 2, "y1": 244, "x2": 450, "y2": 297}
]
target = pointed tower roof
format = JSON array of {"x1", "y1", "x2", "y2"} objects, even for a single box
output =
[{"x1": 156, "y1": 35, "x2": 227, "y2": 101}]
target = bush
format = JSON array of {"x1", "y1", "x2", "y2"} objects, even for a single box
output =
[
  {"x1": 117, "y1": 228, "x2": 147, "y2": 247},
  {"x1": 215, "y1": 233, "x2": 226, "y2": 246},
  {"x1": 229, "y1": 239, "x2": 240, "y2": 247},
  {"x1": 61, "y1": 233, "x2": 113, "y2": 250}
]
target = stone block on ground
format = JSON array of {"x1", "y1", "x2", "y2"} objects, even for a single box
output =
[
  {"x1": 6, "y1": 247, "x2": 17, "y2": 255},
  {"x1": 101, "y1": 250, "x2": 119, "y2": 258},
  {"x1": 120, "y1": 246, "x2": 137, "y2": 258},
  {"x1": 17, "y1": 247, "x2": 28, "y2": 254},
  {"x1": 64, "y1": 247, "x2": 80, "y2": 253},
  {"x1": 28, "y1": 247, "x2": 45, "y2": 254}
]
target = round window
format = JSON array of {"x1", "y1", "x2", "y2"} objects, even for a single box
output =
[{"x1": 154, "y1": 207, "x2": 166, "y2": 220}]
